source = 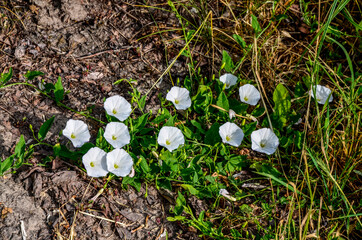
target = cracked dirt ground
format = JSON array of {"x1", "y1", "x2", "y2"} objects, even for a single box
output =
[{"x1": 0, "y1": 0, "x2": 199, "y2": 239}]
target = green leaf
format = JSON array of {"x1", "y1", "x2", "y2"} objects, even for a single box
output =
[
  {"x1": 184, "y1": 75, "x2": 192, "y2": 91},
  {"x1": 216, "y1": 92, "x2": 229, "y2": 111},
  {"x1": 134, "y1": 113, "x2": 149, "y2": 132},
  {"x1": 272, "y1": 14, "x2": 288, "y2": 21},
  {"x1": 273, "y1": 84, "x2": 291, "y2": 118},
  {"x1": 53, "y1": 143, "x2": 79, "y2": 160},
  {"x1": 157, "y1": 179, "x2": 172, "y2": 191},
  {"x1": 205, "y1": 123, "x2": 220, "y2": 145},
  {"x1": 164, "y1": 115, "x2": 175, "y2": 127},
  {"x1": 294, "y1": 82, "x2": 305, "y2": 98},
  {"x1": 54, "y1": 77, "x2": 64, "y2": 103},
  {"x1": 96, "y1": 128, "x2": 107, "y2": 149},
  {"x1": 38, "y1": 116, "x2": 55, "y2": 140},
  {"x1": 174, "y1": 191, "x2": 186, "y2": 215},
  {"x1": 161, "y1": 152, "x2": 178, "y2": 172},
  {"x1": 181, "y1": 184, "x2": 199, "y2": 196},
  {"x1": 167, "y1": 216, "x2": 186, "y2": 221},
  {"x1": 221, "y1": 50, "x2": 234, "y2": 72},
  {"x1": 229, "y1": 98, "x2": 248, "y2": 115},
  {"x1": 294, "y1": 131, "x2": 304, "y2": 149},
  {"x1": 14, "y1": 135, "x2": 26, "y2": 158},
  {"x1": 243, "y1": 121, "x2": 257, "y2": 136},
  {"x1": 152, "y1": 114, "x2": 169, "y2": 125},
  {"x1": 191, "y1": 120, "x2": 205, "y2": 134},
  {"x1": 138, "y1": 95, "x2": 147, "y2": 110},
  {"x1": 123, "y1": 176, "x2": 141, "y2": 192},
  {"x1": 139, "y1": 156, "x2": 151, "y2": 173},
  {"x1": 252, "y1": 15, "x2": 262, "y2": 34},
  {"x1": 232, "y1": 34, "x2": 246, "y2": 48},
  {"x1": 0, "y1": 155, "x2": 14, "y2": 175},
  {"x1": 192, "y1": 85, "x2": 212, "y2": 114},
  {"x1": 182, "y1": 125, "x2": 193, "y2": 139},
  {"x1": 44, "y1": 83, "x2": 55, "y2": 93},
  {"x1": 24, "y1": 70, "x2": 44, "y2": 81},
  {"x1": 0, "y1": 67, "x2": 13, "y2": 85}
]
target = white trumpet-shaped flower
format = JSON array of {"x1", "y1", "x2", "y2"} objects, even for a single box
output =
[
  {"x1": 309, "y1": 85, "x2": 333, "y2": 104},
  {"x1": 219, "y1": 189, "x2": 236, "y2": 201},
  {"x1": 82, "y1": 147, "x2": 108, "y2": 177},
  {"x1": 63, "y1": 119, "x2": 91, "y2": 148},
  {"x1": 220, "y1": 73, "x2": 238, "y2": 89},
  {"x1": 166, "y1": 86, "x2": 191, "y2": 110},
  {"x1": 104, "y1": 95, "x2": 132, "y2": 121},
  {"x1": 106, "y1": 148, "x2": 133, "y2": 177},
  {"x1": 239, "y1": 84, "x2": 261, "y2": 106},
  {"x1": 104, "y1": 122, "x2": 130, "y2": 148},
  {"x1": 219, "y1": 122, "x2": 244, "y2": 147},
  {"x1": 251, "y1": 128, "x2": 279, "y2": 155},
  {"x1": 229, "y1": 109, "x2": 236, "y2": 119},
  {"x1": 157, "y1": 126, "x2": 185, "y2": 152}
]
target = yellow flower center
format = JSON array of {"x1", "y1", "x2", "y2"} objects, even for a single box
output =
[
  {"x1": 112, "y1": 135, "x2": 117, "y2": 140},
  {"x1": 244, "y1": 96, "x2": 249, "y2": 101},
  {"x1": 260, "y1": 140, "x2": 266, "y2": 148},
  {"x1": 112, "y1": 109, "x2": 117, "y2": 114},
  {"x1": 114, "y1": 164, "x2": 119, "y2": 169},
  {"x1": 174, "y1": 99, "x2": 180, "y2": 104},
  {"x1": 70, "y1": 133, "x2": 76, "y2": 139},
  {"x1": 226, "y1": 83, "x2": 230, "y2": 87},
  {"x1": 166, "y1": 140, "x2": 171, "y2": 145},
  {"x1": 90, "y1": 162, "x2": 95, "y2": 167},
  {"x1": 317, "y1": 98, "x2": 321, "y2": 102},
  {"x1": 226, "y1": 135, "x2": 231, "y2": 141}
]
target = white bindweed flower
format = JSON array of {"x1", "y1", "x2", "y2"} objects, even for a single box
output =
[
  {"x1": 106, "y1": 148, "x2": 133, "y2": 177},
  {"x1": 229, "y1": 109, "x2": 236, "y2": 119},
  {"x1": 251, "y1": 128, "x2": 279, "y2": 155},
  {"x1": 104, "y1": 95, "x2": 132, "y2": 121},
  {"x1": 219, "y1": 189, "x2": 236, "y2": 201},
  {"x1": 157, "y1": 126, "x2": 185, "y2": 152},
  {"x1": 104, "y1": 122, "x2": 130, "y2": 148},
  {"x1": 239, "y1": 84, "x2": 261, "y2": 106},
  {"x1": 63, "y1": 119, "x2": 91, "y2": 148},
  {"x1": 309, "y1": 85, "x2": 333, "y2": 104},
  {"x1": 82, "y1": 147, "x2": 108, "y2": 177},
  {"x1": 166, "y1": 86, "x2": 191, "y2": 110},
  {"x1": 219, "y1": 122, "x2": 244, "y2": 147},
  {"x1": 220, "y1": 73, "x2": 238, "y2": 89}
]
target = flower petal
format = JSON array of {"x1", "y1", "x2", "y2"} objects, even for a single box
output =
[
  {"x1": 104, "y1": 122, "x2": 130, "y2": 148},
  {"x1": 107, "y1": 149, "x2": 133, "y2": 177},
  {"x1": 220, "y1": 74, "x2": 238, "y2": 89},
  {"x1": 251, "y1": 128, "x2": 279, "y2": 155},
  {"x1": 63, "y1": 119, "x2": 90, "y2": 148},
  {"x1": 157, "y1": 126, "x2": 185, "y2": 152},
  {"x1": 239, "y1": 84, "x2": 260, "y2": 106},
  {"x1": 219, "y1": 122, "x2": 244, "y2": 147},
  {"x1": 82, "y1": 147, "x2": 108, "y2": 177},
  {"x1": 309, "y1": 85, "x2": 333, "y2": 104},
  {"x1": 166, "y1": 86, "x2": 191, "y2": 110},
  {"x1": 104, "y1": 95, "x2": 132, "y2": 121}
]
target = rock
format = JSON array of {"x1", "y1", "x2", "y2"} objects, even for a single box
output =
[
  {"x1": 14, "y1": 46, "x2": 26, "y2": 59},
  {"x1": 62, "y1": 0, "x2": 88, "y2": 21},
  {"x1": 87, "y1": 72, "x2": 104, "y2": 80}
]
